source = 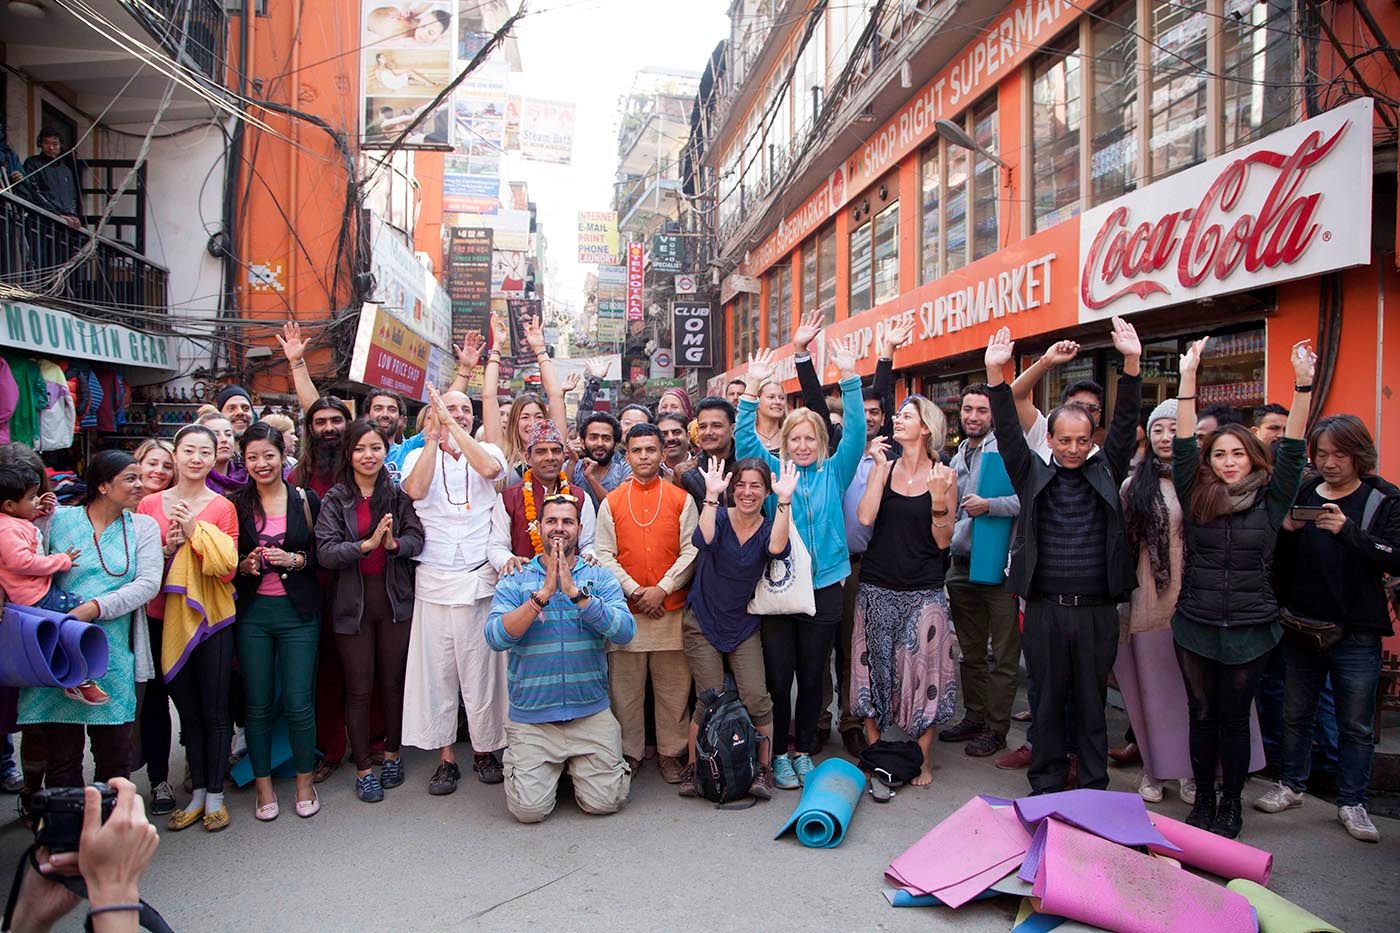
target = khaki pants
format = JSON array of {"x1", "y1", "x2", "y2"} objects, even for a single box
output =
[
  {"x1": 502, "y1": 710, "x2": 631, "y2": 824},
  {"x1": 681, "y1": 610, "x2": 772, "y2": 726},
  {"x1": 946, "y1": 560, "x2": 1022, "y2": 740},
  {"x1": 402, "y1": 584, "x2": 507, "y2": 753},
  {"x1": 607, "y1": 649, "x2": 691, "y2": 760}
]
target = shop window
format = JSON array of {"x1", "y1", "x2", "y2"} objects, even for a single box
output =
[
  {"x1": 1148, "y1": 0, "x2": 1208, "y2": 180},
  {"x1": 971, "y1": 98, "x2": 999, "y2": 260},
  {"x1": 945, "y1": 142, "x2": 968, "y2": 272},
  {"x1": 1221, "y1": 0, "x2": 1295, "y2": 148},
  {"x1": 849, "y1": 219, "x2": 873, "y2": 314},
  {"x1": 766, "y1": 262, "x2": 792, "y2": 347},
  {"x1": 873, "y1": 202, "x2": 900, "y2": 305},
  {"x1": 1031, "y1": 41, "x2": 1082, "y2": 231},
  {"x1": 817, "y1": 225, "x2": 837, "y2": 323},
  {"x1": 919, "y1": 142, "x2": 941, "y2": 283},
  {"x1": 1090, "y1": 0, "x2": 1139, "y2": 205},
  {"x1": 732, "y1": 293, "x2": 758, "y2": 366},
  {"x1": 801, "y1": 243, "x2": 818, "y2": 316},
  {"x1": 921, "y1": 376, "x2": 969, "y2": 453}
]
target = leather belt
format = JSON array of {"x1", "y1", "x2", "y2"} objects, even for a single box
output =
[{"x1": 1033, "y1": 593, "x2": 1115, "y2": 608}]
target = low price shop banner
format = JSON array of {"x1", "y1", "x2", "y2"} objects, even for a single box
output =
[{"x1": 350, "y1": 303, "x2": 431, "y2": 398}]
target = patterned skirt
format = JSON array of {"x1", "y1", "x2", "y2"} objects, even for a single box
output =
[{"x1": 851, "y1": 583, "x2": 959, "y2": 738}]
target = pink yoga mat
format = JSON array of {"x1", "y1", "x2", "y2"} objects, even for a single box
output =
[
  {"x1": 1148, "y1": 813, "x2": 1273, "y2": 885},
  {"x1": 887, "y1": 798, "x2": 1032, "y2": 908},
  {"x1": 1034, "y1": 819, "x2": 1257, "y2": 933}
]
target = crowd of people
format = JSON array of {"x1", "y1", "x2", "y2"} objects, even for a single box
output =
[{"x1": 0, "y1": 310, "x2": 1394, "y2": 849}]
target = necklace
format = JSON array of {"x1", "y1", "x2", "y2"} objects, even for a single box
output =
[
  {"x1": 626, "y1": 478, "x2": 663, "y2": 528},
  {"x1": 439, "y1": 447, "x2": 471, "y2": 508},
  {"x1": 88, "y1": 509, "x2": 131, "y2": 578},
  {"x1": 522, "y1": 469, "x2": 572, "y2": 553}
]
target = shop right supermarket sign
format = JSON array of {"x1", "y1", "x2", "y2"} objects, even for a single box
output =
[{"x1": 1078, "y1": 97, "x2": 1373, "y2": 322}]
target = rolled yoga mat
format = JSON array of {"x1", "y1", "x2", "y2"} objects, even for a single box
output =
[
  {"x1": 0, "y1": 603, "x2": 109, "y2": 688},
  {"x1": 774, "y1": 757, "x2": 864, "y2": 848},
  {"x1": 1148, "y1": 813, "x2": 1273, "y2": 885},
  {"x1": 1226, "y1": 880, "x2": 1342, "y2": 933},
  {"x1": 969, "y1": 450, "x2": 1015, "y2": 584}
]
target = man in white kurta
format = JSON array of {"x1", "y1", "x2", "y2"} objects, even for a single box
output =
[{"x1": 400, "y1": 390, "x2": 511, "y2": 795}]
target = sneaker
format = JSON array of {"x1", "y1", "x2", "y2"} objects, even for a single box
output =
[
  {"x1": 1210, "y1": 796, "x2": 1243, "y2": 839},
  {"x1": 995, "y1": 744, "x2": 1033, "y2": 770},
  {"x1": 1254, "y1": 781, "x2": 1304, "y2": 814},
  {"x1": 64, "y1": 681, "x2": 110, "y2": 706},
  {"x1": 750, "y1": 766, "x2": 774, "y2": 800},
  {"x1": 0, "y1": 765, "x2": 23, "y2": 794},
  {"x1": 428, "y1": 761, "x2": 461, "y2": 796},
  {"x1": 1137, "y1": 773, "x2": 1164, "y2": 803},
  {"x1": 355, "y1": 772, "x2": 384, "y2": 803},
  {"x1": 473, "y1": 754, "x2": 504, "y2": 785},
  {"x1": 965, "y1": 733, "x2": 1007, "y2": 758},
  {"x1": 380, "y1": 757, "x2": 405, "y2": 790},
  {"x1": 772, "y1": 755, "x2": 800, "y2": 790},
  {"x1": 676, "y1": 763, "x2": 699, "y2": 798},
  {"x1": 1178, "y1": 779, "x2": 1197, "y2": 805},
  {"x1": 938, "y1": 718, "x2": 987, "y2": 743},
  {"x1": 791, "y1": 753, "x2": 815, "y2": 783},
  {"x1": 150, "y1": 781, "x2": 176, "y2": 816},
  {"x1": 1338, "y1": 805, "x2": 1381, "y2": 843}
]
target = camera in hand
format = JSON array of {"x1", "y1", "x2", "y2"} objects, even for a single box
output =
[{"x1": 30, "y1": 783, "x2": 116, "y2": 853}]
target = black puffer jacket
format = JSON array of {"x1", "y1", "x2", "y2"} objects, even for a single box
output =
[{"x1": 1178, "y1": 497, "x2": 1280, "y2": 628}]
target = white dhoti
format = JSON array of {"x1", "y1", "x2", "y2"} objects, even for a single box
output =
[{"x1": 402, "y1": 563, "x2": 508, "y2": 753}]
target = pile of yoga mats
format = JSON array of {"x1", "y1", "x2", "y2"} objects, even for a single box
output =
[
  {"x1": 774, "y1": 757, "x2": 864, "y2": 848},
  {"x1": 0, "y1": 603, "x2": 108, "y2": 689},
  {"x1": 1227, "y1": 880, "x2": 1342, "y2": 933}
]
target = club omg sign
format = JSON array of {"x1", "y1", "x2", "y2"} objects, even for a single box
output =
[{"x1": 672, "y1": 301, "x2": 713, "y2": 369}]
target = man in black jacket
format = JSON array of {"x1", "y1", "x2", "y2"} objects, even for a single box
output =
[
  {"x1": 984, "y1": 317, "x2": 1143, "y2": 794},
  {"x1": 21, "y1": 127, "x2": 82, "y2": 227}
]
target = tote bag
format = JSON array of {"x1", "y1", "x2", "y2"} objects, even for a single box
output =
[{"x1": 747, "y1": 522, "x2": 816, "y2": 616}]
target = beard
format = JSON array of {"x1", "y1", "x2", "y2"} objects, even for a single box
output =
[
  {"x1": 308, "y1": 432, "x2": 343, "y2": 478},
  {"x1": 586, "y1": 445, "x2": 613, "y2": 464},
  {"x1": 963, "y1": 421, "x2": 990, "y2": 438}
]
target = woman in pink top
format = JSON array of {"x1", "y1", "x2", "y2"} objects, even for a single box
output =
[
  {"x1": 136, "y1": 424, "x2": 237, "y2": 833},
  {"x1": 227, "y1": 424, "x2": 322, "y2": 821}
]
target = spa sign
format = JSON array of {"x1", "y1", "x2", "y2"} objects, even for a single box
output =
[{"x1": 0, "y1": 301, "x2": 174, "y2": 370}]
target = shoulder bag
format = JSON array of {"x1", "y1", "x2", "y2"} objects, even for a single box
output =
[{"x1": 747, "y1": 522, "x2": 815, "y2": 616}]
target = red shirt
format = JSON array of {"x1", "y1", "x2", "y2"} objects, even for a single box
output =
[{"x1": 356, "y1": 497, "x2": 387, "y2": 576}]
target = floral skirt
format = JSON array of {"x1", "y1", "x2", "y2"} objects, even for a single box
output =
[{"x1": 851, "y1": 583, "x2": 958, "y2": 738}]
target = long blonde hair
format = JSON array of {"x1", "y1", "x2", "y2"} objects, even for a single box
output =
[
  {"x1": 503, "y1": 393, "x2": 548, "y2": 467},
  {"x1": 780, "y1": 407, "x2": 829, "y2": 467},
  {"x1": 900, "y1": 395, "x2": 947, "y2": 461}
]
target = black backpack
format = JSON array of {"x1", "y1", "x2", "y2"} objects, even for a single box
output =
[{"x1": 694, "y1": 688, "x2": 760, "y2": 804}]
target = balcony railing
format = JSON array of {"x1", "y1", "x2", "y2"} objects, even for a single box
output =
[
  {"x1": 123, "y1": 0, "x2": 228, "y2": 83},
  {"x1": 0, "y1": 190, "x2": 169, "y2": 329}
]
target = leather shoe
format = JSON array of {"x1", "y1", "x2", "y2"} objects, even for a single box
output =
[
  {"x1": 658, "y1": 754, "x2": 687, "y2": 784},
  {"x1": 1108, "y1": 742, "x2": 1142, "y2": 766},
  {"x1": 167, "y1": 806, "x2": 204, "y2": 832},
  {"x1": 938, "y1": 718, "x2": 987, "y2": 743},
  {"x1": 841, "y1": 728, "x2": 869, "y2": 759},
  {"x1": 995, "y1": 744, "x2": 1032, "y2": 770},
  {"x1": 202, "y1": 805, "x2": 230, "y2": 832},
  {"x1": 965, "y1": 733, "x2": 1007, "y2": 758}
]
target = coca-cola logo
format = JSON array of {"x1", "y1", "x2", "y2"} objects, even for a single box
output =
[{"x1": 1080, "y1": 122, "x2": 1349, "y2": 311}]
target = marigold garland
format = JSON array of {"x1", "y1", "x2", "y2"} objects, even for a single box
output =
[{"x1": 522, "y1": 469, "x2": 573, "y2": 554}]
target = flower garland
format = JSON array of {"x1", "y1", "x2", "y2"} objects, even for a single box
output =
[{"x1": 522, "y1": 469, "x2": 573, "y2": 554}]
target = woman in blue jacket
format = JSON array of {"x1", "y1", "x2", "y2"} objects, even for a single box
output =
[{"x1": 735, "y1": 335, "x2": 864, "y2": 789}]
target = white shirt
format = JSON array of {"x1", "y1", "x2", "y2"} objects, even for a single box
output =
[{"x1": 402, "y1": 442, "x2": 509, "y2": 587}]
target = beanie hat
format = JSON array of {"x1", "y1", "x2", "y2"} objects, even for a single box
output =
[
  {"x1": 1146, "y1": 398, "x2": 1178, "y2": 434},
  {"x1": 526, "y1": 420, "x2": 565, "y2": 452},
  {"x1": 215, "y1": 384, "x2": 252, "y2": 410}
]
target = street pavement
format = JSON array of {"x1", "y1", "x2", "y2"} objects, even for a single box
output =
[{"x1": 3, "y1": 704, "x2": 1396, "y2": 931}]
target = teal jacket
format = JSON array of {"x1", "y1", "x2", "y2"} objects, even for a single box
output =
[{"x1": 735, "y1": 374, "x2": 865, "y2": 590}]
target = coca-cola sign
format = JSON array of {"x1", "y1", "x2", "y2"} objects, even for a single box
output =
[{"x1": 1078, "y1": 97, "x2": 1372, "y2": 321}]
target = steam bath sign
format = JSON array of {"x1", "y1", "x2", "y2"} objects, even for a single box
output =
[
  {"x1": 0, "y1": 302, "x2": 174, "y2": 370},
  {"x1": 1077, "y1": 97, "x2": 1374, "y2": 322}
]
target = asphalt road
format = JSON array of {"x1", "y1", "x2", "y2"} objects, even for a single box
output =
[{"x1": 3, "y1": 706, "x2": 1396, "y2": 932}]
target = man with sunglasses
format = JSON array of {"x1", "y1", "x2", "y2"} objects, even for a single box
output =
[{"x1": 486, "y1": 494, "x2": 635, "y2": 823}]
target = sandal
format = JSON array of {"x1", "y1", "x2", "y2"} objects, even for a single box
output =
[{"x1": 868, "y1": 777, "x2": 895, "y2": 803}]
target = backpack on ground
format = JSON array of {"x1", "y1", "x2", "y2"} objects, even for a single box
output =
[{"x1": 694, "y1": 688, "x2": 760, "y2": 805}]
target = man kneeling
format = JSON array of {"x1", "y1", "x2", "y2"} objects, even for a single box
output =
[{"x1": 486, "y1": 494, "x2": 636, "y2": 823}]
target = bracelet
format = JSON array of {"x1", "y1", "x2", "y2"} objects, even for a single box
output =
[
  {"x1": 703, "y1": 499, "x2": 720, "y2": 507},
  {"x1": 529, "y1": 591, "x2": 548, "y2": 610},
  {"x1": 931, "y1": 509, "x2": 949, "y2": 518},
  {"x1": 776, "y1": 502, "x2": 791, "y2": 511},
  {"x1": 933, "y1": 519, "x2": 951, "y2": 529},
  {"x1": 88, "y1": 904, "x2": 142, "y2": 918},
  {"x1": 1295, "y1": 383, "x2": 1313, "y2": 392},
  {"x1": 1175, "y1": 395, "x2": 1196, "y2": 401},
  {"x1": 291, "y1": 359, "x2": 307, "y2": 369}
]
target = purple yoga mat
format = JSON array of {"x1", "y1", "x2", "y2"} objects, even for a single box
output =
[
  {"x1": 1015, "y1": 789, "x2": 1180, "y2": 850},
  {"x1": 0, "y1": 603, "x2": 109, "y2": 689}
]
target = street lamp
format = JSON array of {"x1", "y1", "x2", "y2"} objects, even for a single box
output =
[{"x1": 935, "y1": 118, "x2": 1010, "y2": 171}]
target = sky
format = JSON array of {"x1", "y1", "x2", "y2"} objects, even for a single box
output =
[{"x1": 508, "y1": 0, "x2": 730, "y2": 316}]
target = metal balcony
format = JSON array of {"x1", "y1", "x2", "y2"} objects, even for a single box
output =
[
  {"x1": 123, "y1": 0, "x2": 228, "y2": 83},
  {"x1": 0, "y1": 190, "x2": 169, "y2": 330}
]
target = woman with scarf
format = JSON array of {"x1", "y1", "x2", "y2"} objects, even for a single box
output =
[
  {"x1": 196, "y1": 410, "x2": 245, "y2": 495},
  {"x1": 1171, "y1": 337, "x2": 1313, "y2": 839}
]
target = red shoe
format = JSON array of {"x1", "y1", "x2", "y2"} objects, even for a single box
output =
[
  {"x1": 996, "y1": 744, "x2": 1032, "y2": 770},
  {"x1": 1108, "y1": 742, "x2": 1142, "y2": 766},
  {"x1": 64, "y1": 681, "x2": 110, "y2": 706}
]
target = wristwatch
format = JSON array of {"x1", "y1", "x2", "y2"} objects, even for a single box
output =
[{"x1": 569, "y1": 584, "x2": 593, "y2": 605}]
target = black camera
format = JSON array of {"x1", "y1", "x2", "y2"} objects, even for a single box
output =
[{"x1": 30, "y1": 783, "x2": 116, "y2": 853}]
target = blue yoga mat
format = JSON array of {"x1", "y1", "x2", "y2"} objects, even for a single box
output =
[
  {"x1": 229, "y1": 718, "x2": 302, "y2": 787},
  {"x1": 0, "y1": 603, "x2": 109, "y2": 688},
  {"x1": 969, "y1": 450, "x2": 1015, "y2": 585},
  {"x1": 774, "y1": 757, "x2": 864, "y2": 848}
]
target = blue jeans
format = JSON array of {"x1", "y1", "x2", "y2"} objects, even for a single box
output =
[
  {"x1": 1280, "y1": 632, "x2": 1382, "y2": 807},
  {"x1": 34, "y1": 584, "x2": 83, "y2": 614},
  {"x1": 1259, "y1": 646, "x2": 1339, "y2": 774}
]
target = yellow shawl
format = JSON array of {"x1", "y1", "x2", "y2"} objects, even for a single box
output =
[{"x1": 161, "y1": 519, "x2": 237, "y2": 681}]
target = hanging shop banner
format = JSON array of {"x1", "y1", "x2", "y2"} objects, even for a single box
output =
[
  {"x1": 674, "y1": 273, "x2": 697, "y2": 295},
  {"x1": 360, "y1": 4, "x2": 455, "y2": 149},
  {"x1": 507, "y1": 299, "x2": 542, "y2": 366},
  {"x1": 368, "y1": 214, "x2": 452, "y2": 351},
  {"x1": 520, "y1": 98, "x2": 576, "y2": 165},
  {"x1": 443, "y1": 158, "x2": 500, "y2": 214},
  {"x1": 350, "y1": 303, "x2": 431, "y2": 398},
  {"x1": 447, "y1": 208, "x2": 530, "y2": 251},
  {"x1": 0, "y1": 301, "x2": 174, "y2": 370},
  {"x1": 650, "y1": 233, "x2": 683, "y2": 273},
  {"x1": 423, "y1": 345, "x2": 453, "y2": 402},
  {"x1": 671, "y1": 301, "x2": 713, "y2": 369},
  {"x1": 446, "y1": 227, "x2": 492, "y2": 346},
  {"x1": 626, "y1": 241, "x2": 645, "y2": 321},
  {"x1": 492, "y1": 249, "x2": 528, "y2": 299},
  {"x1": 1077, "y1": 97, "x2": 1374, "y2": 322},
  {"x1": 578, "y1": 211, "x2": 619, "y2": 264}
]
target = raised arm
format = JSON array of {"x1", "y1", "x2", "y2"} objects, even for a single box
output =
[
  {"x1": 875, "y1": 317, "x2": 913, "y2": 440},
  {"x1": 792, "y1": 311, "x2": 834, "y2": 437},
  {"x1": 1175, "y1": 337, "x2": 1207, "y2": 442},
  {"x1": 856, "y1": 438, "x2": 891, "y2": 526},
  {"x1": 428, "y1": 384, "x2": 503, "y2": 481},
  {"x1": 523, "y1": 317, "x2": 569, "y2": 440},
  {"x1": 1283, "y1": 339, "x2": 1316, "y2": 441},
  {"x1": 768, "y1": 460, "x2": 798, "y2": 555},
  {"x1": 400, "y1": 413, "x2": 440, "y2": 501},
  {"x1": 447, "y1": 330, "x2": 486, "y2": 395},
  {"x1": 1104, "y1": 316, "x2": 1143, "y2": 484},
  {"x1": 1010, "y1": 340, "x2": 1080, "y2": 434},
  {"x1": 985, "y1": 327, "x2": 1034, "y2": 488},
  {"x1": 695, "y1": 458, "x2": 731, "y2": 545},
  {"x1": 736, "y1": 350, "x2": 781, "y2": 469},
  {"x1": 276, "y1": 322, "x2": 321, "y2": 413},
  {"x1": 481, "y1": 314, "x2": 509, "y2": 448},
  {"x1": 827, "y1": 336, "x2": 867, "y2": 487}
]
